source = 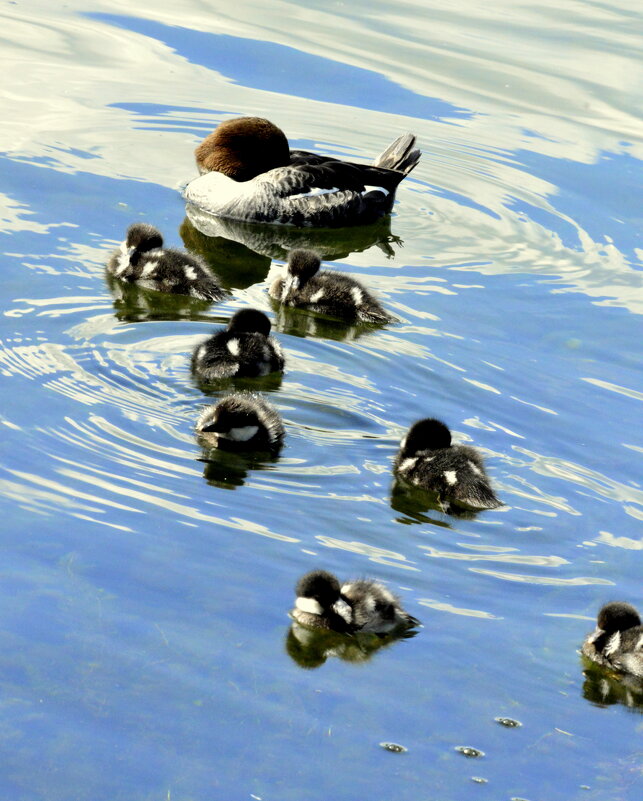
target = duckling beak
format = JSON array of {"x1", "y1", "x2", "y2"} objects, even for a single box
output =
[{"x1": 200, "y1": 419, "x2": 225, "y2": 434}]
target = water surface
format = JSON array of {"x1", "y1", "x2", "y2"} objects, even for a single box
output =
[{"x1": 1, "y1": 2, "x2": 642, "y2": 800}]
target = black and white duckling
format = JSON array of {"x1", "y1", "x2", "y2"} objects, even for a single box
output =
[
  {"x1": 394, "y1": 418, "x2": 502, "y2": 511},
  {"x1": 269, "y1": 249, "x2": 395, "y2": 324},
  {"x1": 107, "y1": 223, "x2": 225, "y2": 301},
  {"x1": 191, "y1": 309, "x2": 285, "y2": 380},
  {"x1": 196, "y1": 392, "x2": 285, "y2": 454},
  {"x1": 291, "y1": 569, "x2": 419, "y2": 635},
  {"x1": 185, "y1": 116, "x2": 420, "y2": 228},
  {"x1": 582, "y1": 602, "x2": 643, "y2": 680}
]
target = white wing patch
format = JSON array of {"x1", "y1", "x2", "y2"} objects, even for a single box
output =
[
  {"x1": 140, "y1": 260, "x2": 158, "y2": 278},
  {"x1": 184, "y1": 265, "x2": 198, "y2": 281},
  {"x1": 289, "y1": 186, "x2": 339, "y2": 200},
  {"x1": 227, "y1": 338, "x2": 240, "y2": 356},
  {"x1": 333, "y1": 598, "x2": 353, "y2": 624},
  {"x1": 351, "y1": 286, "x2": 364, "y2": 306},
  {"x1": 468, "y1": 460, "x2": 483, "y2": 476},
  {"x1": 604, "y1": 631, "x2": 621, "y2": 657},
  {"x1": 364, "y1": 184, "x2": 389, "y2": 197},
  {"x1": 309, "y1": 289, "x2": 325, "y2": 303},
  {"x1": 443, "y1": 470, "x2": 457, "y2": 486}
]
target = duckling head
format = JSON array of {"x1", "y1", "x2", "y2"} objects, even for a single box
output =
[
  {"x1": 295, "y1": 570, "x2": 342, "y2": 613},
  {"x1": 195, "y1": 117, "x2": 290, "y2": 181},
  {"x1": 597, "y1": 602, "x2": 641, "y2": 633},
  {"x1": 286, "y1": 250, "x2": 322, "y2": 287},
  {"x1": 197, "y1": 398, "x2": 260, "y2": 444},
  {"x1": 227, "y1": 308, "x2": 271, "y2": 337},
  {"x1": 126, "y1": 223, "x2": 163, "y2": 253},
  {"x1": 401, "y1": 417, "x2": 452, "y2": 456}
]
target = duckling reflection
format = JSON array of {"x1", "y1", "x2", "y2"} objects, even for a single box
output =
[
  {"x1": 106, "y1": 272, "x2": 214, "y2": 322},
  {"x1": 199, "y1": 446, "x2": 278, "y2": 490},
  {"x1": 286, "y1": 621, "x2": 418, "y2": 669},
  {"x1": 581, "y1": 659, "x2": 643, "y2": 713},
  {"x1": 271, "y1": 301, "x2": 368, "y2": 342},
  {"x1": 184, "y1": 203, "x2": 401, "y2": 263},
  {"x1": 390, "y1": 478, "x2": 475, "y2": 524}
]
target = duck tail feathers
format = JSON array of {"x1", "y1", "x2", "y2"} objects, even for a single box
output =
[{"x1": 374, "y1": 133, "x2": 420, "y2": 176}]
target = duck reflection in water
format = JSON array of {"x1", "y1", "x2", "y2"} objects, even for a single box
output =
[
  {"x1": 286, "y1": 622, "x2": 418, "y2": 669},
  {"x1": 180, "y1": 208, "x2": 402, "y2": 291},
  {"x1": 581, "y1": 660, "x2": 643, "y2": 713}
]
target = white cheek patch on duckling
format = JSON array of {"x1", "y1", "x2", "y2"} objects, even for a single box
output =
[
  {"x1": 295, "y1": 597, "x2": 323, "y2": 616},
  {"x1": 443, "y1": 470, "x2": 457, "y2": 486},
  {"x1": 309, "y1": 289, "x2": 325, "y2": 303},
  {"x1": 227, "y1": 338, "x2": 240, "y2": 356},
  {"x1": 351, "y1": 287, "x2": 364, "y2": 306},
  {"x1": 227, "y1": 425, "x2": 259, "y2": 442},
  {"x1": 333, "y1": 598, "x2": 352, "y2": 624},
  {"x1": 196, "y1": 344, "x2": 208, "y2": 363},
  {"x1": 604, "y1": 631, "x2": 621, "y2": 657},
  {"x1": 399, "y1": 457, "x2": 418, "y2": 473}
]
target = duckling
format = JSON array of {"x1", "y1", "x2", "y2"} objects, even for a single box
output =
[
  {"x1": 394, "y1": 418, "x2": 502, "y2": 511},
  {"x1": 191, "y1": 309, "x2": 285, "y2": 381},
  {"x1": 291, "y1": 569, "x2": 419, "y2": 635},
  {"x1": 582, "y1": 602, "x2": 643, "y2": 679},
  {"x1": 269, "y1": 250, "x2": 395, "y2": 324},
  {"x1": 107, "y1": 223, "x2": 225, "y2": 301},
  {"x1": 196, "y1": 392, "x2": 284, "y2": 454},
  {"x1": 185, "y1": 116, "x2": 420, "y2": 228}
]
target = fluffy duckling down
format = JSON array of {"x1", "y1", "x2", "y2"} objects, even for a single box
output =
[
  {"x1": 269, "y1": 249, "x2": 395, "y2": 324},
  {"x1": 192, "y1": 309, "x2": 285, "y2": 381},
  {"x1": 108, "y1": 223, "x2": 224, "y2": 302},
  {"x1": 394, "y1": 418, "x2": 502, "y2": 511}
]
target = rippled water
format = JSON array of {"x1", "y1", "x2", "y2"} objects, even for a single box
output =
[{"x1": 1, "y1": 2, "x2": 642, "y2": 799}]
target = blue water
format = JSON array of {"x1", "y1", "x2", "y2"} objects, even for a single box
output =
[{"x1": 1, "y1": 2, "x2": 641, "y2": 800}]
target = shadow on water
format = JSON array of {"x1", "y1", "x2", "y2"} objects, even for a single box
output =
[{"x1": 285, "y1": 622, "x2": 419, "y2": 669}]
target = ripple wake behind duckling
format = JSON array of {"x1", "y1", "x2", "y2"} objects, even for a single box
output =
[
  {"x1": 192, "y1": 309, "x2": 285, "y2": 381},
  {"x1": 196, "y1": 392, "x2": 285, "y2": 454},
  {"x1": 582, "y1": 602, "x2": 643, "y2": 680},
  {"x1": 269, "y1": 249, "x2": 395, "y2": 324},
  {"x1": 394, "y1": 418, "x2": 502, "y2": 511},
  {"x1": 291, "y1": 569, "x2": 419, "y2": 635},
  {"x1": 107, "y1": 223, "x2": 225, "y2": 301},
  {"x1": 185, "y1": 116, "x2": 420, "y2": 227}
]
